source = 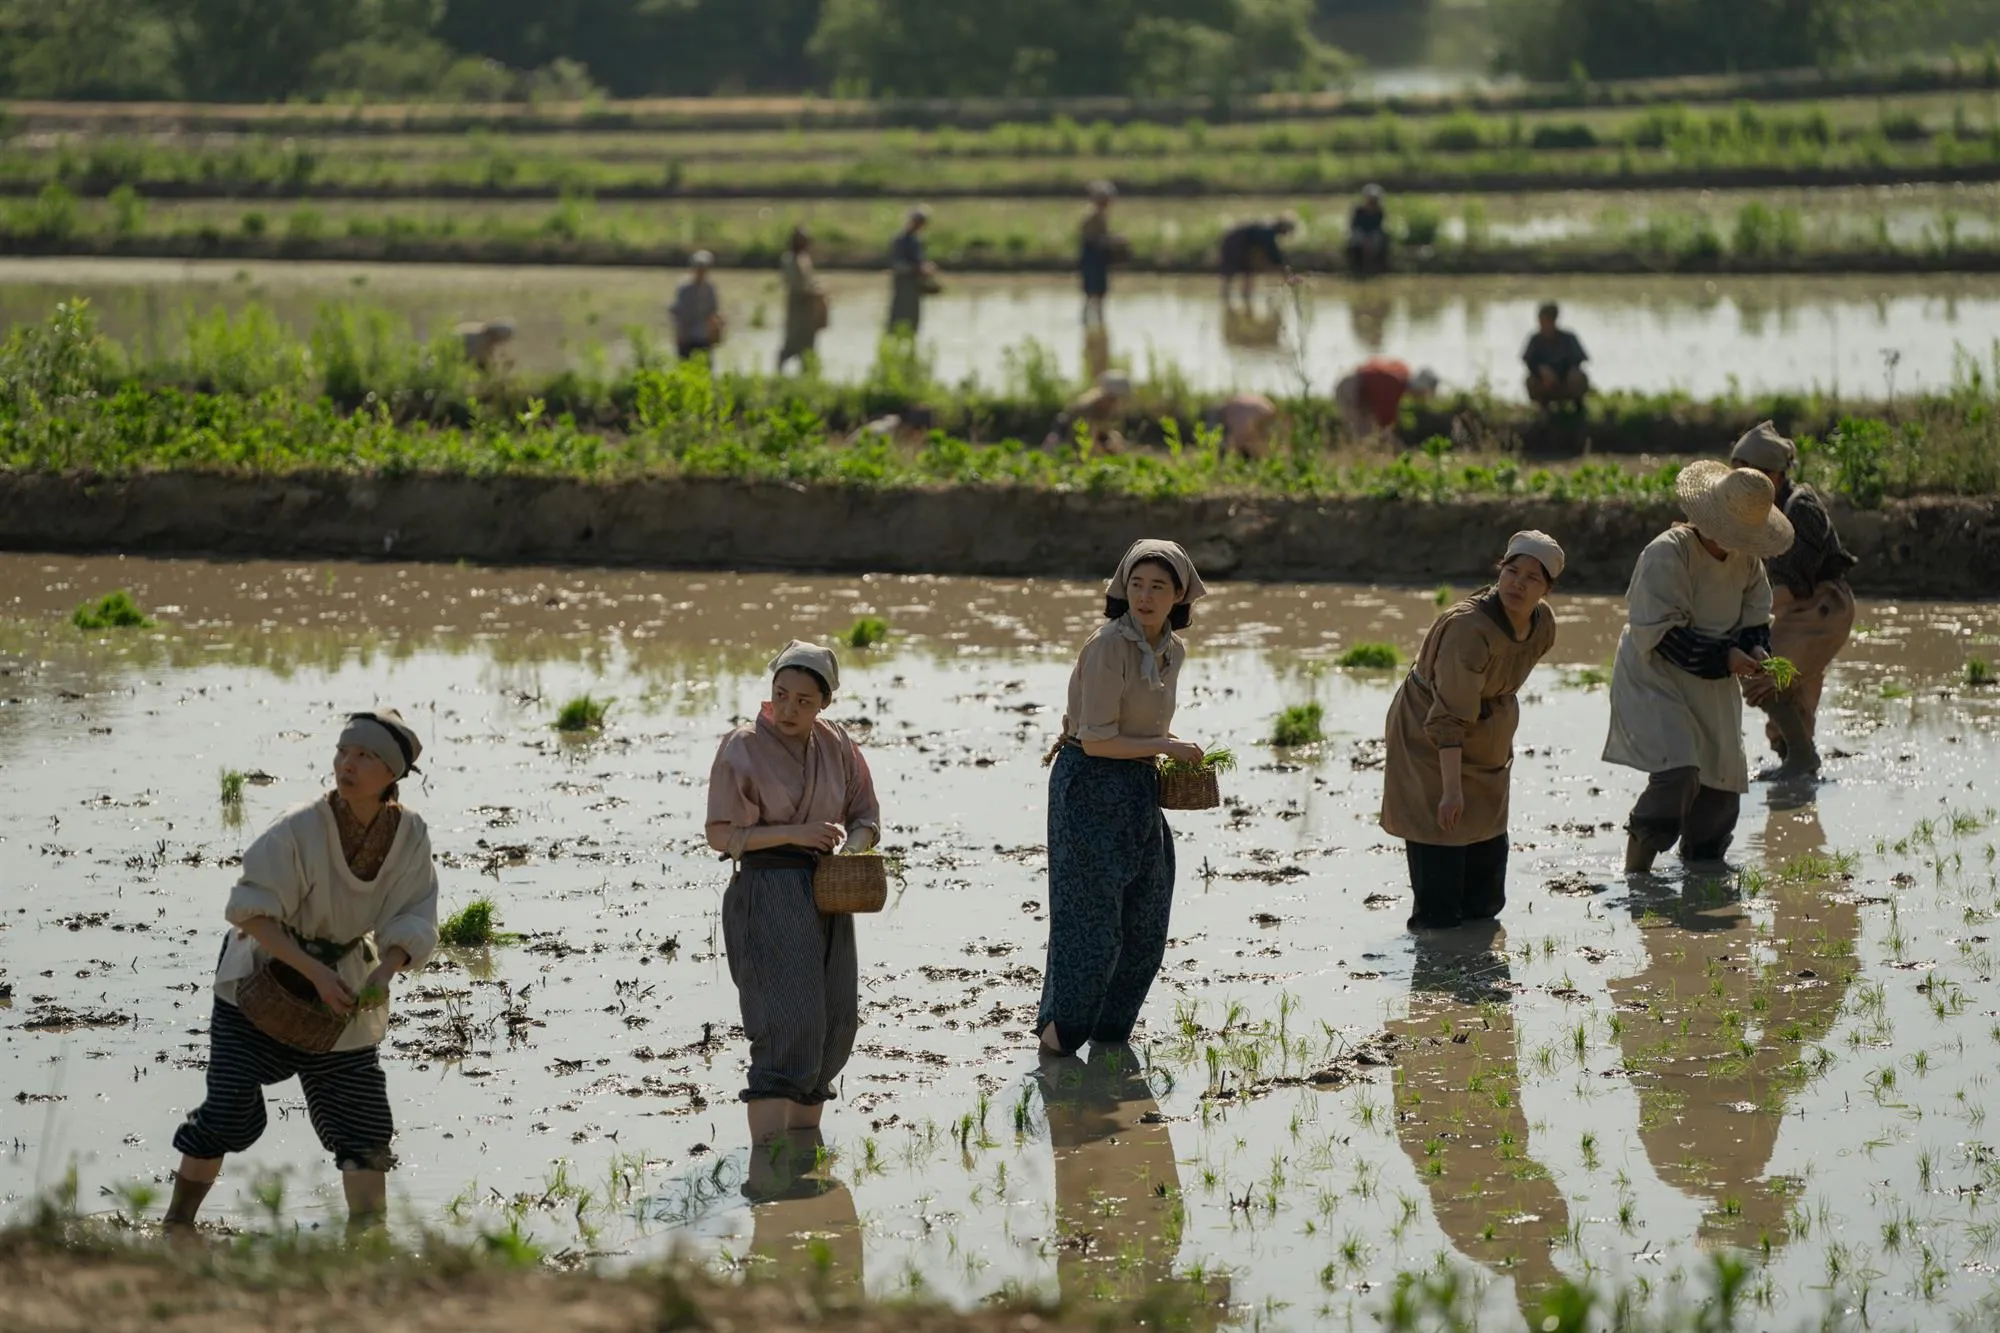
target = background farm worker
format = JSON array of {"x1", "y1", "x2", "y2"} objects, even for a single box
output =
[
  {"x1": 1346, "y1": 183, "x2": 1391, "y2": 275},
  {"x1": 1043, "y1": 370, "x2": 1132, "y2": 453},
  {"x1": 777, "y1": 226, "x2": 828, "y2": 373},
  {"x1": 1078, "y1": 180, "x2": 1123, "y2": 327},
  {"x1": 1218, "y1": 215, "x2": 1296, "y2": 306},
  {"x1": 453, "y1": 317, "x2": 515, "y2": 371},
  {"x1": 1605, "y1": 462, "x2": 1793, "y2": 872},
  {"x1": 671, "y1": 250, "x2": 724, "y2": 362},
  {"x1": 1333, "y1": 357, "x2": 1439, "y2": 440},
  {"x1": 165, "y1": 710, "x2": 438, "y2": 1234},
  {"x1": 1380, "y1": 532, "x2": 1562, "y2": 931},
  {"x1": 888, "y1": 204, "x2": 937, "y2": 334},
  {"x1": 1523, "y1": 301, "x2": 1590, "y2": 409},
  {"x1": 1204, "y1": 392, "x2": 1279, "y2": 460},
  {"x1": 706, "y1": 641, "x2": 881, "y2": 1161},
  {"x1": 1730, "y1": 421, "x2": 1857, "y2": 780},
  {"x1": 1039, "y1": 540, "x2": 1210, "y2": 1055}
]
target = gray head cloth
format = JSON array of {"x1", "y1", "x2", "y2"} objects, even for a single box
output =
[
  {"x1": 1106, "y1": 539, "x2": 1208, "y2": 605},
  {"x1": 1503, "y1": 530, "x2": 1566, "y2": 581},
  {"x1": 339, "y1": 708, "x2": 423, "y2": 780},
  {"x1": 1730, "y1": 420, "x2": 1797, "y2": 473},
  {"x1": 770, "y1": 639, "x2": 841, "y2": 695}
]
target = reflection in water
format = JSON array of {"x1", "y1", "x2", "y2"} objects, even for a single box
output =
[
  {"x1": 1387, "y1": 924, "x2": 1571, "y2": 1307},
  {"x1": 1083, "y1": 325, "x2": 1113, "y2": 382},
  {"x1": 745, "y1": 1128, "x2": 866, "y2": 1295},
  {"x1": 1348, "y1": 294, "x2": 1391, "y2": 354},
  {"x1": 1036, "y1": 1045, "x2": 1225, "y2": 1316},
  {"x1": 1607, "y1": 797, "x2": 1857, "y2": 1251}
]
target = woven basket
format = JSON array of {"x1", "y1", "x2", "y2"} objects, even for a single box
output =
[
  {"x1": 235, "y1": 958, "x2": 350, "y2": 1053},
  {"x1": 1157, "y1": 765, "x2": 1222, "y2": 811},
  {"x1": 814, "y1": 854, "x2": 889, "y2": 914}
]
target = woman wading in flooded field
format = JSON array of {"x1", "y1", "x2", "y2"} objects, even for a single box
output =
[
  {"x1": 1606, "y1": 461, "x2": 1793, "y2": 871},
  {"x1": 707, "y1": 641, "x2": 880, "y2": 1160},
  {"x1": 1380, "y1": 531, "x2": 1563, "y2": 931},
  {"x1": 1038, "y1": 540, "x2": 1210, "y2": 1055},
  {"x1": 165, "y1": 710, "x2": 438, "y2": 1233}
]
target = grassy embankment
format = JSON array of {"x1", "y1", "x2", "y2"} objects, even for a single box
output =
[
  {"x1": 4, "y1": 298, "x2": 1995, "y2": 508},
  {"x1": 4, "y1": 96, "x2": 2000, "y2": 272}
]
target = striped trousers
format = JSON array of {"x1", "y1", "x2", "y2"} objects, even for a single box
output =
[{"x1": 172, "y1": 999, "x2": 397, "y2": 1172}]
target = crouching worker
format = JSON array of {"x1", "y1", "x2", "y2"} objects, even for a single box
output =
[
  {"x1": 1044, "y1": 372, "x2": 1133, "y2": 453},
  {"x1": 165, "y1": 710, "x2": 438, "y2": 1234}
]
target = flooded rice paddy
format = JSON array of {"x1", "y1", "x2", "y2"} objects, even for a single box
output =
[
  {"x1": 4, "y1": 554, "x2": 2000, "y2": 1329},
  {"x1": 4, "y1": 257, "x2": 1998, "y2": 403}
]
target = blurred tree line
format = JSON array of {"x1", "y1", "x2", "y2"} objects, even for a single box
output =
[
  {"x1": 0, "y1": 0, "x2": 1338, "y2": 100},
  {"x1": 1488, "y1": 0, "x2": 1995, "y2": 82}
]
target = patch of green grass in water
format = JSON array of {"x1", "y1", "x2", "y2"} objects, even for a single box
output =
[
  {"x1": 1271, "y1": 703, "x2": 1324, "y2": 748},
  {"x1": 1337, "y1": 642, "x2": 1402, "y2": 670},
  {"x1": 71, "y1": 590, "x2": 154, "y2": 630},
  {"x1": 846, "y1": 616, "x2": 889, "y2": 649},
  {"x1": 438, "y1": 898, "x2": 514, "y2": 948},
  {"x1": 554, "y1": 693, "x2": 608, "y2": 732},
  {"x1": 219, "y1": 769, "x2": 246, "y2": 805}
]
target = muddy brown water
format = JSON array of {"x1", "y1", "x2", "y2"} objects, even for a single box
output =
[
  {"x1": 3, "y1": 258, "x2": 1997, "y2": 403},
  {"x1": 4, "y1": 554, "x2": 2000, "y2": 1327}
]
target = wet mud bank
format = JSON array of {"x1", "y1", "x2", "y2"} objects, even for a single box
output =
[{"x1": 3, "y1": 470, "x2": 1996, "y2": 596}]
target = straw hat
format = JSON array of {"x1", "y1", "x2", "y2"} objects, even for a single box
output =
[{"x1": 1676, "y1": 460, "x2": 1795, "y2": 558}]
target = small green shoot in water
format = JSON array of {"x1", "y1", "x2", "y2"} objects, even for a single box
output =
[
  {"x1": 554, "y1": 693, "x2": 608, "y2": 732},
  {"x1": 1433, "y1": 585, "x2": 1453, "y2": 607},
  {"x1": 1881, "y1": 679, "x2": 1910, "y2": 700},
  {"x1": 439, "y1": 898, "x2": 502, "y2": 947},
  {"x1": 1567, "y1": 664, "x2": 1610, "y2": 689},
  {"x1": 1968, "y1": 658, "x2": 1995, "y2": 688},
  {"x1": 71, "y1": 590, "x2": 154, "y2": 630},
  {"x1": 1337, "y1": 642, "x2": 1401, "y2": 670},
  {"x1": 1272, "y1": 704, "x2": 1324, "y2": 748},
  {"x1": 846, "y1": 616, "x2": 890, "y2": 649},
  {"x1": 1761, "y1": 655, "x2": 1800, "y2": 690},
  {"x1": 1160, "y1": 746, "x2": 1238, "y2": 776},
  {"x1": 219, "y1": 769, "x2": 246, "y2": 805}
]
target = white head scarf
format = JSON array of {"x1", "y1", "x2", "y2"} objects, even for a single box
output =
[
  {"x1": 769, "y1": 639, "x2": 840, "y2": 696},
  {"x1": 1105, "y1": 540, "x2": 1207, "y2": 686}
]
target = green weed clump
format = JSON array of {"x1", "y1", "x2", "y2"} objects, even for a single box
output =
[
  {"x1": 439, "y1": 898, "x2": 500, "y2": 947},
  {"x1": 554, "y1": 693, "x2": 608, "y2": 732},
  {"x1": 1271, "y1": 703, "x2": 1324, "y2": 748},
  {"x1": 70, "y1": 590, "x2": 154, "y2": 630},
  {"x1": 1160, "y1": 746, "x2": 1237, "y2": 775},
  {"x1": 1338, "y1": 642, "x2": 1402, "y2": 669},
  {"x1": 1967, "y1": 658, "x2": 1995, "y2": 688},
  {"x1": 845, "y1": 616, "x2": 890, "y2": 649},
  {"x1": 219, "y1": 770, "x2": 247, "y2": 805}
]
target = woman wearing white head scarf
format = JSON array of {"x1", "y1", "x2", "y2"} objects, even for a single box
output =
[
  {"x1": 707, "y1": 641, "x2": 881, "y2": 1156},
  {"x1": 1380, "y1": 532, "x2": 1564, "y2": 930},
  {"x1": 1037, "y1": 540, "x2": 1210, "y2": 1056},
  {"x1": 1606, "y1": 462, "x2": 1794, "y2": 871}
]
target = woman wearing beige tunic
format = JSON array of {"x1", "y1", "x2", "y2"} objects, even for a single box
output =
[
  {"x1": 1381, "y1": 531, "x2": 1562, "y2": 931},
  {"x1": 1729, "y1": 421, "x2": 1858, "y2": 780},
  {"x1": 777, "y1": 227, "x2": 827, "y2": 373},
  {"x1": 1606, "y1": 462, "x2": 1793, "y2": 872},
  {"x1": 707, "y1": 640, "x2": 881, "y2": 1150}
]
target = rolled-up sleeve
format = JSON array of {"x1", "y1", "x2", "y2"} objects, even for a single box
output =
[
  {"x1": 705, "y1": 735, "x2": 763, "y2": 860},
  {"x1": 225, "y1": 821, "x2": 302, "y2": 928},
  {"x1": 1073, "y1": 637, "x2": 1131, "y2": 743},
  {"x1": 376, "y1": 829, "x2": 439, "y2": 971},
  {"x1": 1422, "y1": 623, "x2": 1492, "y2": 750},
  {"x1": 840, "y1": 735, "x2": 881, "y2": 839},
  {"x1": 1626, "y1": 542, "x2": 1694, "y2": 654}
]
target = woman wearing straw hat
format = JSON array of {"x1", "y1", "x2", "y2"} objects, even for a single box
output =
[
  {"x1": 1038, "y1": 540, "x2": 1210, "y2": 1055},
  {"x1": 1381, "y1": 531, "x2": 1564, "y2": 930},
  {"x1": 1605, "y1": 463, "x2": 1794, "y2": 871},
  {"x1": 165, "y1": 710, "x2": 437, "y2": 1234},
  {"x1": 707, "y1": 641, "x2": 881, "y2": 1152},
  {"x1": 1729, "y1": 421, "x2": 1857, "y2": 780}
]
